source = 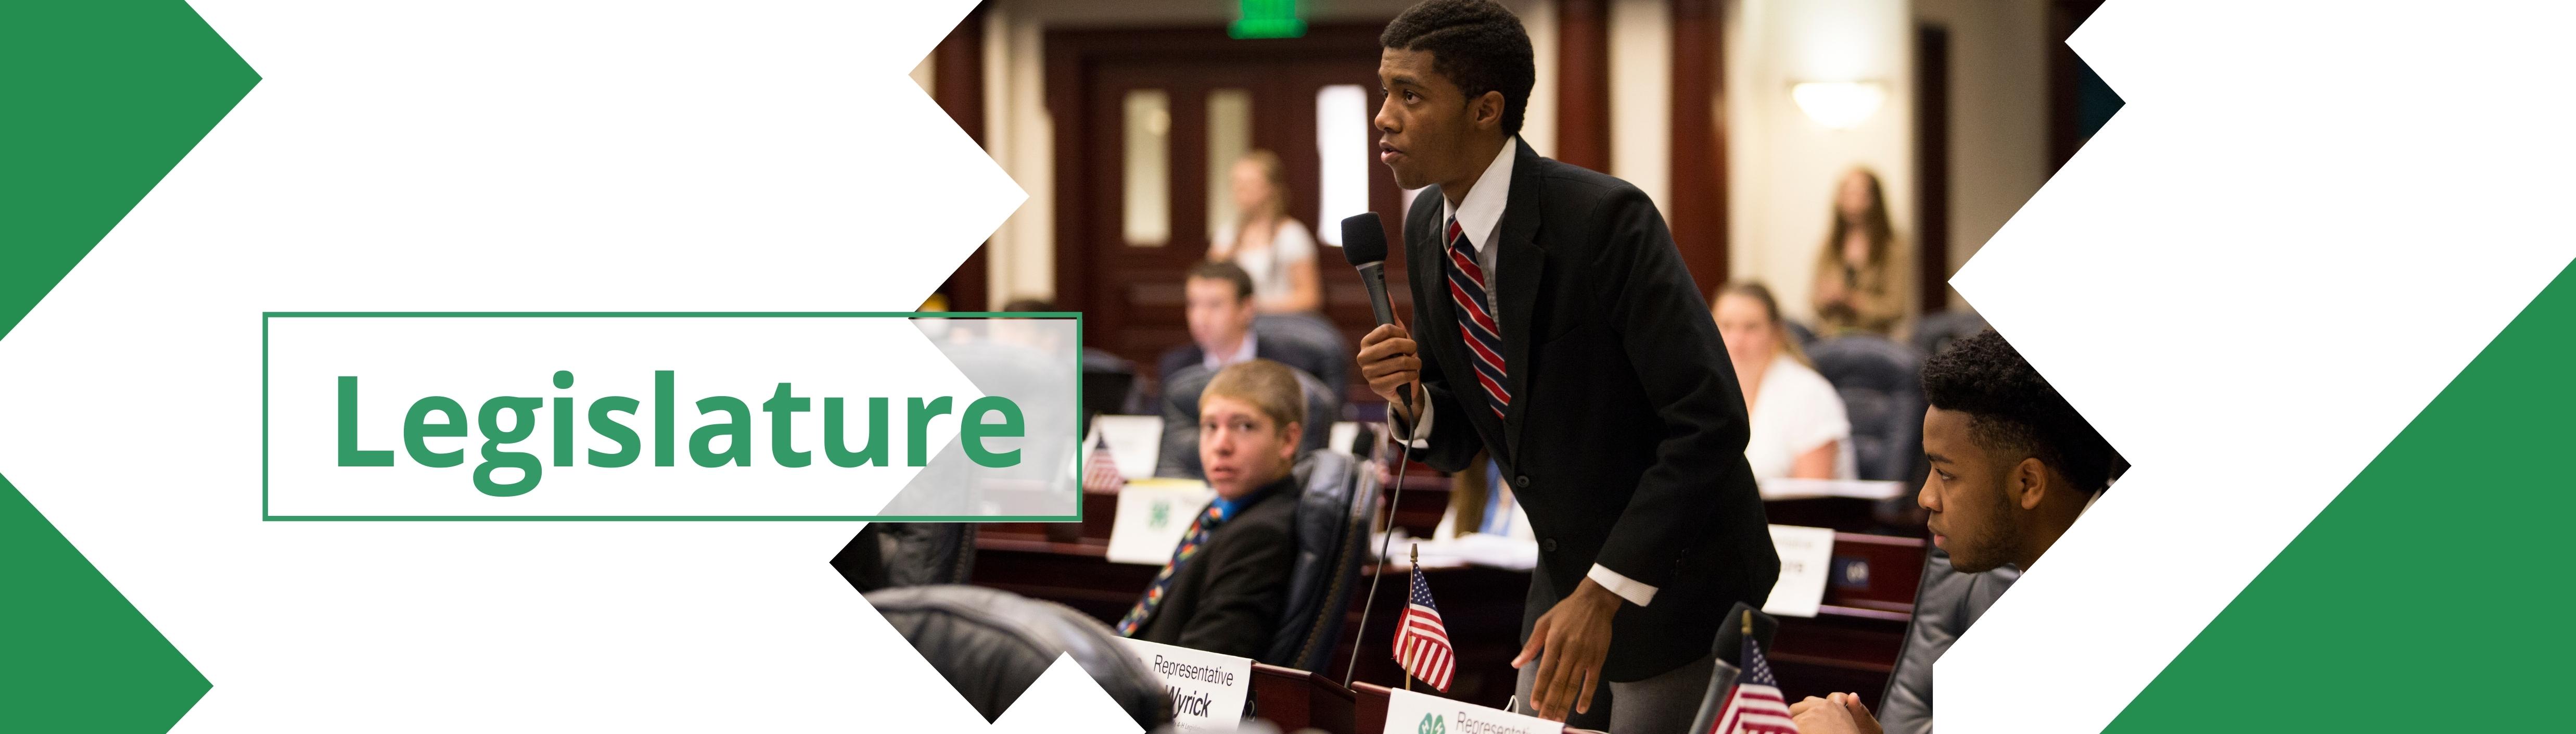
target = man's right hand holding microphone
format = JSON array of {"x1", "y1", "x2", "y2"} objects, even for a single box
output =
[{"x1": 1357, "y1": 323, "x2": 1423, "y2": 425}]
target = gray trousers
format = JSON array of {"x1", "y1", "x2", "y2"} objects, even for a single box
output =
[{"x1": 1514, "y1": 651, "x2": 1714, "y2": 733}]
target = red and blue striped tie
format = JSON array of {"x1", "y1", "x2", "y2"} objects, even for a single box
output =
[{"x1": 1445, "y1": 218, "x2": 1510, "y2": 421}]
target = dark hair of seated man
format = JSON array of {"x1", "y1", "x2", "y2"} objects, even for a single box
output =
[
  {"x1": 1916, "y1": 329, "x2": 2120, "y2": 575},
  {"x1": 1120, "y1": 359, "x2": 1308, "y2": 657}
]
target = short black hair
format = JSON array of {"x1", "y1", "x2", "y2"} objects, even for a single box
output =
[
  {"x1": 1381, "y1": 0, "x2": 1536, "y2": 136},
  {"x1": 1921, "y1": 330, "x2": 2122, "y2": 492},
  {"x1": 1186, "y1": 260, "x2": 1255, "y2": 302}
]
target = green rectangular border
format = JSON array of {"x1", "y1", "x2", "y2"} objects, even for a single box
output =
[{"x1": 263, "y1": 311, "x2": 1086, "y2": 522}]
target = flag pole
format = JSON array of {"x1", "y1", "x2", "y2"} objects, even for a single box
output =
[
  {"x1": 1743, "y1": 609, "x2": 1753, "y2": 636},
  {"x1": 1346, "y1": 419, "x2": 1418, "y2": 687},
  {"x1": 1405, "y1": 542, "x2": 1419, "y2": 692}
]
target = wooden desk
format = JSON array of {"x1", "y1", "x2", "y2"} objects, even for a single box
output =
[
  {"x1": 970, "y1": 486, "x2": 1929, "y2": 713},
  {"x1": 1351, "y1": 681, "x2": 1395, "y2": 734},
  {"x1": 1249, "y1": 663, "x2": 1355, "y2": 734}
]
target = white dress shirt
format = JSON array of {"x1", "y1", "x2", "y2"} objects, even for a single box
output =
[
  {"x1": 1404, "y1": 140, "x2": 1660, "y2": 607},
  {"x1": 1203, "y1": 331, "x2": 1258, "y2": 371}
]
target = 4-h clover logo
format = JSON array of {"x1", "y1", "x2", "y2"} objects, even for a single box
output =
[
  {"x1": 1150, "y1": 500, "x2": 1171, "y2": 529},
  {"x1": 1418, "y1": 713, "x2": 1446, "y2": 734}
]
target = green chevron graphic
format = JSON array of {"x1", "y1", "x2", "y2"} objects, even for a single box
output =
[
  {"x1": 1, "y1": 0, "x2": 259, "y2": 730},
  {"x1": 2107, "y1": 259, "x2": 2576, "y2": 731}
]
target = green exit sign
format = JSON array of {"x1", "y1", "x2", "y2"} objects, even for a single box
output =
[{"x1": 1230, "y1": 0, "x2": 1305, "y2": 39}]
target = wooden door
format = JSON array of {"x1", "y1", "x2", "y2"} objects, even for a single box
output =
[{"x1": 1049, "y1": 25, "x2": 1411, "y2": 398}]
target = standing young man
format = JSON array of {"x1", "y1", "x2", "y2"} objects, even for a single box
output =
[{"x1": 1354, "y1": 1, "x2": 1778, "y2": 728}]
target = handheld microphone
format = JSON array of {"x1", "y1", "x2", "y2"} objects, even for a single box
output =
[
  {"x1": 1340, "y1": 212, "x2": 1413, "y2": 413},
  {"x1": 1339, "y1": 211, "x2": 1420, "y2": 688},
  {"x1": 1341, "y1": 212, "x2": 1397, "y2": 327}
]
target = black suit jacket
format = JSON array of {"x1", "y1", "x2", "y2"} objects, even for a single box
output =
[
  {"x1": 1402, "y1": 140, "x2": 1779, "y2": 681},
  {"x1": 1130, "y1": 478, "x2": 1301, "y2": 659},
  {"x1": 1155, "y1": 323, "x2": 1342, "y2": 389}
]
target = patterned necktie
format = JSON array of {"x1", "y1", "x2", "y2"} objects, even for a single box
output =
[
  {"x1": 1116, "y1": 500, "x2": 1232, "y2": 636},
  {"x1": 1445, "y1": 217, "x2": 1510, "y2": 420}
]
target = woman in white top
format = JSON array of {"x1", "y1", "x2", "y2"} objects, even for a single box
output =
[
  {"x1": 1207, "y1": 150, "x2": 1321, "y2": 313},
  {"x1": 1713, "y1": 282, "x2": 1856, "y2": 480}
]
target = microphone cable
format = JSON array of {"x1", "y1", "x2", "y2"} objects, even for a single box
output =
[{"x1": 1344, "y1": 403, "x2": 1418, "y2": 687}]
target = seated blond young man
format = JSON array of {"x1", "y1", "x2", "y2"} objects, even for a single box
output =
[
  {"x1": 1116, "y1": 359, "x2": 1308, "y2": 658},
  {"x1": 1791, "y1": 331, "x2": 2121, "y2": 734}
]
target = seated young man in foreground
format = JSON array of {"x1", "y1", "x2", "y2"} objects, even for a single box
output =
[
  {"x1": 1116, "y1": 359, "x2": 1307, "y2": 658},
  {"x1": 1792, "y1": 330, "x2": 2123, "y2": 734}
]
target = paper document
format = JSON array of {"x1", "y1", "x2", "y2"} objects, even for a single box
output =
[
  {"x1": 1088, "y1": 414, "x2": 1164, "y2": 480},
  {"x1": 1760, "y1": 524, "x2": 1837, "y2": 617},
  {"x1": 1104, "y1": 478, "x2": 1216, "y2": 565},
  {"x1": 1758, "y1": 477, "x2": 1907, "y2": 501}
]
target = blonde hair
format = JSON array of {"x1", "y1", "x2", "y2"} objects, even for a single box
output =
[
  {"x1": 1715, "y1": 281, "x2": 1810, "y2": 369},
  {"x1": 1203, "y1": 359, "x2": 1306, "y2": 433},
  {"x1": 1234, "y1": 149, "x2": 1291, "y2": 226}
]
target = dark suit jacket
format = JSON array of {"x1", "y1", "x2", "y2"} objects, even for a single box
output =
[
  {"x1": 1401, "y1": 139, "x2": 1779, "y2": 681},
  {"x1": 1155, "y1": 319, "x2": 1343, "y2": 390},
  {"x1": 1130, "y1": 477, "x2": 1301, "y2": 659}
]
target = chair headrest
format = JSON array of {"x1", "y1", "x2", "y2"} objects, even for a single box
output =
[
  {"x1": 1911, "y1": 310, "x2": 1990, "y2": 357},
  {"x1": 832, "y1": 523, "x2": 978, "y2": 592},
  {"x1": 1263, "y1": 450, "x2": 1374, "y2": 668},
  {"x1": 864, "y1": 585, "x2": 1171, "y2": 729},
  {"x1": 1807, "y1": 335, "x2": 1925, "y2": 391},
  {"x1": 1155, "y1": 363, "x2": 1342, "y2": 479}
]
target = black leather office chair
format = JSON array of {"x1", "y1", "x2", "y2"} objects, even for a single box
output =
[
  {"x1": 1154, "y1": 363, "x2": 1341, "y2": 480},
  {"x1": 1252, "y1": 312, "x2": 1353, "y2": 393},
  {"x1": 1082, "y1": 348, "x2": 1143, "y2": 419},
  {"x1": 866, "y1": 585, "x2": 1172, "y2": 728},
  {"x1": 1785, "y1": 318, "x2": 1818, "y2": 351},
  {"x1": 1261, "y1": 450, "x2": 1379, "y2": 670},
  {"x1": 1877, "y1": 547, "x2": 2019, "y2": 734},
  {"x1": 1912, "y1": 310, "x2": 1990, "y2": 360},
  {"x1": 831, "y1": 523, "x2": 977, "y2": 592},
  {"x1": 1807, "y1": 335, "x2": 1927, "y2": 484}
]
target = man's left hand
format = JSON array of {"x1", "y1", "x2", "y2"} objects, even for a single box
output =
[
  {"x1": 1510, "y1": 578, "x2": 1622, "y2": 720},
  {"x1": 1788, "y1": 693, "x2": 1883, "y2": 734}
]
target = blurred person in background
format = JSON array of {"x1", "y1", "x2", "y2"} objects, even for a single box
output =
[
  {"x1": 1207, "y1": 149, "x2": 1322, "y2": 313},
  {"x1": 1714, "y1": 282, "x2": 1854, "y2": 480},
  {"x1": 1810, "y1": 167, "x2": 1912, "y2": 337},
  {"x1": 1157, "y1": 262, "x2": 1337, "y2": 387}
]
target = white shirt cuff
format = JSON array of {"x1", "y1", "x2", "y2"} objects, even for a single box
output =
[
  {"x1": 1587, "y1": 564, "x2": 1659, "y2": 607},
  {"x1": 1401, "y1": 398, "x2": 1435, "y2": 449}
]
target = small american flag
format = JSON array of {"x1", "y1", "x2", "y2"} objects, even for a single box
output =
[
  {"x1": 1710, "y1": 631, "x2": 1799, "y2": 733},
  {"x1": 1081, "y1": 442, "x2": 1124, "y2": 492},
  {"x1": 1392, "y1": 564, "x2": 1454, "y2": 691}
]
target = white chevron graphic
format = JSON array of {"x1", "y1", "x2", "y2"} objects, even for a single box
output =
[
  {"x1": 0, "y1": 0, "x2": 1140, "y2": 730},
  {"x1": 1940, "y1": 2, "x2": 2576, "y2": 731}
]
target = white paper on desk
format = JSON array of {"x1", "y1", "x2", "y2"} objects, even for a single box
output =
[
  {"x1": 1761, "y1": 524, "x2": 1836, "y2": 618},
  {"x1": 1412, "y1": 533, "x2": 1538, "y2": 571},
  {"x1": 1088, "y1": 414, "x2": 1164, "y2": 480},
  {"x1": 1381, "y1": 688, "x2": 1559, "y2": 734},
  {"x1": 1105, "y1": 479, "x2": 1216, "y2": 565},
  {"x1": 1757, "y1": 477, "x2": 1907, "y2": 501},
  {"x1": 1120, "y1": 638, "x2": 1251, "y2": 733}
]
